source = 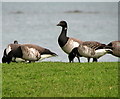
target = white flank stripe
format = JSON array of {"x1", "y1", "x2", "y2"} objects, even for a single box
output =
[
  {"x1": 94, "y1": 49, "x2": 107, "y2": 58},
  {"x1": 40, "y1": 54, "x2": 53, "y2": 60}
]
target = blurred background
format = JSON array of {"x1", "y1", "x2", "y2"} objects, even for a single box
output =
[{"x1": 1, "y1": 2, "x2": 118, "y2": 63}]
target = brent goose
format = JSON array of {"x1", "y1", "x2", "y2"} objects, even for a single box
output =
[
  {"x1": 69, "y1": 41, "x2": 112, "y2": 62},
  {"x1": 5, "y1": 44, "x2": 57, "y2": 64},
  {"x1": 106, "y1": 41, "x2": 120, "y2": 57},
  {"x1": 57, "y1": 21, "x2": 83, "y2": 62}
]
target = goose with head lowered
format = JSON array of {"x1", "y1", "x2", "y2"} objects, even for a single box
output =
[
  {"x1": 2, "y1": 40, "x2": 25, "y2": 63},
  {"x1": 105, "y1": 41, "x2": 120, "y2": 58},
  {"x1": 5, "y1": 44, "x2": 57, "y2": 64},
  {"x1": 69, "y1": 41, "x2": 113, "y2": 62},
  {"x1": 57, "y1": 20, "x2": 83, "y2": 62}
]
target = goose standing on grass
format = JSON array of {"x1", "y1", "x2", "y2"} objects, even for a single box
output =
[
  {"x1": 57, "y1": 20, "x2": 83, "y2": 62},
  {"x1": 69, "y1": 41, "x2": 113, "y2": 62},
  {"x1": 105, "y1": 41, "x2": 120, "y2": 57},
  {"x1": 5, "y1": 44, "x2": 57, "y2": 64}
]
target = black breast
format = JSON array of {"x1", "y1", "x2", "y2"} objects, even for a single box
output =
[{"x1": 58, "y1": 36, "x2": 69, "y2": 48}]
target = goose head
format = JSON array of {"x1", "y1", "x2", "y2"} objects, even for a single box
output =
[
  {"x1": 57, "y1": 21, "x2": 67, "y2": 28},
  {"x1": 14, "y1": 40, "x2": 18, "y2": 44}
]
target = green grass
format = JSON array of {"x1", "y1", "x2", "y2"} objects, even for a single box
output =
[{"x1": 2, "y1": 62, "x2": 119, "y2": 97}]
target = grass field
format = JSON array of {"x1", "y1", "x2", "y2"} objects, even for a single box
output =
[{"x1": 2, "y1": 62, "x2": 119, "y2": 97}]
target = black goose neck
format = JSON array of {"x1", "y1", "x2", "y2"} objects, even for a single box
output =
[
  {"x1": 58, "y1": 26, "x2": 69, "y2": 47},
  {"x1": 61, "y1": 27, "x2": 67, "y2": 36}
]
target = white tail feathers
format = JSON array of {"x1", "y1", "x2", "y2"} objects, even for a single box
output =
[{"x1": 40, "y1": 54, "x2": 57, "y2": 60}]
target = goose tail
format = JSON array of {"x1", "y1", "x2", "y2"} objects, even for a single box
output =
[
  {"x1": 105, "y1": 49, "x2": 113, "y2": 54},
  {"x1": 40, "y1": 53, "x2": 58, "y2": 60},
  {"x1": 104, "y1": 45, "x2": 113, "y2": 54},
  {"x1": 40, "y1": 49, "x2": 58, "y2": 60},
  {"x1": 50, "y1": 52, "x2": 58, "y2": 57}
]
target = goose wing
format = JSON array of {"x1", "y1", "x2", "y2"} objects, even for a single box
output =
[
  {"x1": 23, "y1": 44, "x2": 45, "y2": 53},
  {"x1": 82, "y1": 41, "x2": 106, "y2": 50},
  {"x1": 70, "y1": 37, "x2": 83, "y2": 44},
  {"x1": 23, "y1": 44, "x2": 57, "y2": 55},
  {"x1": 20, "y1": 45, "x2": 41, "y2": 61}
]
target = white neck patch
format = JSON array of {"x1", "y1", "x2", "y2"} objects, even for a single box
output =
[
  {"x1": 64, "y1": 27, "x2": 67, "y2": 30},
  {"x1": 6, "y1": 45, "x2": 12, "y2": 55}
]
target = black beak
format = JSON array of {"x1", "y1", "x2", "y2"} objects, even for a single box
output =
[{"x1": 56, "y1": 23, "x2": 60, "y2": 26}]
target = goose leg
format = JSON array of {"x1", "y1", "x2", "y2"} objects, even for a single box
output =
[
  {"x1": 72, "y1": 59, "x2": 74, "y2": 63},
  {"x1": 88, "y1": 58, "x2": 90, "y2": 62},
  {"x1": 68, "y1": 56, "x2": 74, "y2": 63},
  {"x1": 68, "y1": 53, "x2": 75, "y2": 63},
  {"x1": 93, "y1": 58, "x2": 97, "y2": 62},
  {"x1": 28, "y1": 60, "x2": 32, "y2": 63},
  {"x1": 69, "y1": 59, "x2": 71, "y2": 63},
  {"x1": 69, "y1": 59, "x2": 73, "y2": 63},
  {"x1": 77, "y1": 56, "x2": 80, "y2": 63},
  {"x1": 68, "y1": 55, "x2": 72, "y2": 63}
]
